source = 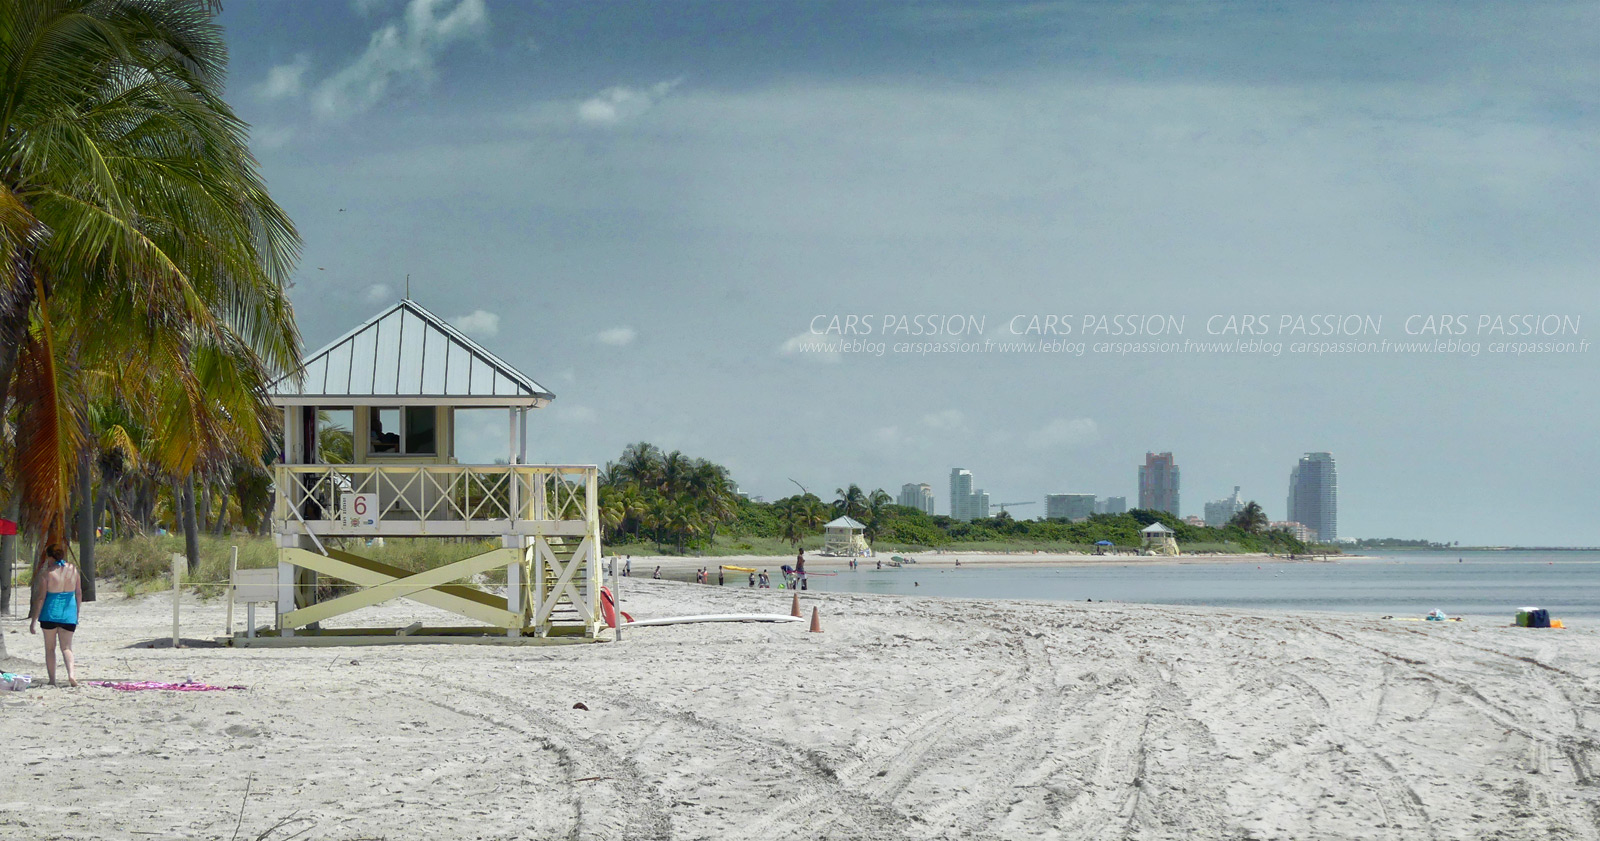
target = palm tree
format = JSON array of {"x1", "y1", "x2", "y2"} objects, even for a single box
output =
[
  {"x1": 617, "y1": 485, "x2": 646, "y2": 539},
  {"x1": 614, "y1": 442, "x2": 662, "y2": 488},
  {"x1": 864, "y1": 488, "x2": 893, "y2": 540},
  {"x1": 1229, "y1": 501, "x2": 1268, "y2": 534},
  {"x1": 833, "y1": 484, "x2": 868, "y2": 519},
  {"x1": 660, "y1": 450, "x2": 690, "y2": 496},
  {"x1": 0, "y1": 1, "x2": 301, "y2": 557}
]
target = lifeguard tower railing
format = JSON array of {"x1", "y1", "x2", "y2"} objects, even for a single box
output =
[{"x1": 271, "y1": 463, "x2": 602, "y2": 639}]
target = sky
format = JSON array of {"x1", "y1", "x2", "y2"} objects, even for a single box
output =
[{"x1": 219, "y1": 0, "x2": 1599, "y2": 545}]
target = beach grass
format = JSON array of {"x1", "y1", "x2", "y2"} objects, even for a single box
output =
[{"x1": 91, "y1": 534, "x2": 506, "y2": 598}]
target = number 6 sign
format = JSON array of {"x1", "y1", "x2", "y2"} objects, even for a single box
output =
[{"x1": 342, "y1": 492, "x2": 379, "y2": 528}]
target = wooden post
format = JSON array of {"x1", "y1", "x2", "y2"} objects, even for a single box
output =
[
  {"x1": 170, "y1": 553, "x2": 182, "y2": 648},
  {"x1": 613, "y1": 552, "x2": 623, "y2": 642},
  {"x1": 277, "y1": 552, "x2": 295, "y2": 637},
  {"x1": 508, "y1": 408, "x2": 517, "y2": 465},
  {"x1": 517, "y1": 408, "x2": 528, "y2": 464},
  {"x1": 225, "y1": 547, "x2": 238, "y2": 637},
  {"x1": 506, "y1": 546, "x2": 522, "y2": 638},
  {"x1": 586, "y1": 468, "x2": 600, "y2": 637}
]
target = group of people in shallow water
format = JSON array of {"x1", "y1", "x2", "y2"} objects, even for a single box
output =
[{"x1": 23, "y1": 543, "x2": 83, "y2": 687}]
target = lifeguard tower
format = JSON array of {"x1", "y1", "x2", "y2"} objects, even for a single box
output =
[
  {"x1": 1141, "y1": 521, "x2": 1179, "y2": 556},
  {"x1": 822, "y1": 516, "x2": 870, "y2": 556},
  {"x1": 249, "y1": 298, "x2": 602, "y2": 645}
]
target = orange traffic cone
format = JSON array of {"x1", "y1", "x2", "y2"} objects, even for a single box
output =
[
  {"x1": 809, "y1": 606, "x2": 822, "y2": 633},
  {"x1": 791, "y1": 592, "x2": 801, "y2": 617}
]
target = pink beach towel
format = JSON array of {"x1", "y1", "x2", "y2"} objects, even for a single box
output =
[{"x1": 87, "y1": 680, "x2": 246, "y2": 692}]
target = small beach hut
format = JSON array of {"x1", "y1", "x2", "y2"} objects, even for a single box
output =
[
  {"x1": 823, "y1": 516, "x2": 870, "y2": 556},
  {"x1": 1140, "y1": 522, "x2": 1179, "y2": 556}
]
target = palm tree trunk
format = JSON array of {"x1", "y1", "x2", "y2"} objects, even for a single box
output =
[
  {"x1": 0, "y1": 335, "x2": 19, "y2": 429},
  {"x1": 93, "y1": 491, "x2": 110, "y2": 540},
  {"x1": 76, "y1": 441, "x2": 97, "y2": 601},
  {"x1": 181, "y1": 475, "x2": 201, "y2": 575},
  {"x1": 0, "y1": 496, "x2": 17, "y2": 615},
  {"x1": 211, "y1": 496, "x2": 229, "y2": 536},
  {"x1": 198, "y1": 483, "x2": 211, "y2": 536}
]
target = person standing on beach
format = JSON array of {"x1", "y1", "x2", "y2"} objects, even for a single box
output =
[
  {"x1": 748, "y1": 572, "x2": 756, "y2": 588},
  {"x1": 29, "y1": 544, "x2": 81, "y2": 687},
  {"x1": 653, "y1": 566, "x2": 661, "y2": 580},
  {"x1": 718, "y1": 568, "x2": 724, "y2": 586}
]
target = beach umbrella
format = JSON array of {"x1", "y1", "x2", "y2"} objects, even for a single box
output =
[
  {"x1": 0, "y1": 519, "x2": 16, "y2": 536},
  {"x1": 1094, "y1": 540, "x2": 1113, "y2": 546}
]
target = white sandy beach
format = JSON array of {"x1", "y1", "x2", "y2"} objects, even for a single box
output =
[{"x1": 2, "y1": 580, "x2": 1597, "y2": 840}]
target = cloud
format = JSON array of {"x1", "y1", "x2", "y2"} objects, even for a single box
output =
[
  {"x1": 596, "y1": 326, "x2": 636, "y2": 346},
  {"x1": 873, "y1": 426, "x2": 905, "y2": 447},
  {"x1": 553, "y1": 404, "x2": 598, "y2": 423},
  {"x1": 778, "y1": 331, "x2": 841, "y2": 363},
  {"x1": 313, "y1": 0, "x2": 488, "y2": 119},
  {"x1": 577, "y1": 79, "x2": 682, "y2": 125},
  {"x1": 452, "y1": 309, "x2": 500, "y2": 337},
  {"x1": 921, "y1": 409, "x2": 966, "y2": 431},
  {"x1": 365, "y1": 283, "x2": 392, "y2": 302},
  {"x1": 1026, "y1": 418, "x2": 1099, "y2": 450},
  {"x1": 257, "y1": 54, "x2": 311, "y2": 100},
  {"x1": 352, "y1": 0, "x2": 399, "y2": 15},
  {"x1": 251, "y1": 125, "x2": 296, "y2": 151}
]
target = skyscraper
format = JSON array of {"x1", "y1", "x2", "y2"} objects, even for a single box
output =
[
  {"x1": 950, "y1": 468, "x2": 974, "y2": 521},
  {"x1": 1046, "y1": 494, "x2": 1097, "y2": 521},
  {"x1": 1138, "y1": 452, "x2": 1180, "y2": 515},
  {"x1": 1204, "y1": 486, "x2": 1244, "y2": 528},
  {"x1": 898, "y1": 482, "x2": 935, "y2": 515},
  {"x1": 949, "y1": 468, "x2": 991, "y2": 521},
  {"x1": 1288, "y1": 452, "x2": 1337, "y2": 542},
  {"x1": 1095, "y1": 496, "x2": 1127, "y2": 515}
]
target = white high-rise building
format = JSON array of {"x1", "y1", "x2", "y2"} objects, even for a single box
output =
[
  {"x1": 950, "y1": 468, "x2": 991, "y2": 521},
  {"x1": 898, "y1": 482, "x2": 935, "y2": 515},
  {"x1": 1204, "y1": 486, "x2": 1245, "y2": 528},
  {"x1": 1046, "y1": 494, "x2": 1097, "y2": 521},
  {"x1": 950, "y1": 468, "x2": 974, "y2": 521}
]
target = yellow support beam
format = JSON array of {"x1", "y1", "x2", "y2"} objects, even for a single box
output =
[{"x1": 281, "y1": 547, "x2": 521, "y2": 629}]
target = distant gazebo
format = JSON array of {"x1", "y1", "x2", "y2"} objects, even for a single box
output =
[
  {"x1": 1141, "y1": 522, "x2": 1179, "y2": 556},
  {"x1": 823, "y1": 516, "x2": 870, "y2": 556}
]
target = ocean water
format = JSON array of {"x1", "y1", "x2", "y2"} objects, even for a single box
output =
[{"x1": 791, "y1": 551, "x2": 1600, "y2": 621}]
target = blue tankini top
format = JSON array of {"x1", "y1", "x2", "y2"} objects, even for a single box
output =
[{"x1": 40, "y1": 590, "x2": 78, "y2": 625}]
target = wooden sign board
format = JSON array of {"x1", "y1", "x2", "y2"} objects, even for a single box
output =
[
  {"x1": 233, "y1": 568, "x2": 279, "y2": 604},
  {"x1": 340, "y1": 492, "x2": 379, "y2": 529}
]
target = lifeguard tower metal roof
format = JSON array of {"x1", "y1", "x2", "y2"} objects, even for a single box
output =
[
  {"x1": 826, "y1": 516, "x2": 867, "y2": 530},
  {"x1": 1140, "y1": 522, "x2": 1174, "y2": 534},
  {"x1": 269, "y1": 299, "x2": 554, "y2": 408}
]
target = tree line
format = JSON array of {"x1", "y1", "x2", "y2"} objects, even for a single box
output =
[{"x1": 598, "y1": 445, "x2": 1313, "y2": 555}]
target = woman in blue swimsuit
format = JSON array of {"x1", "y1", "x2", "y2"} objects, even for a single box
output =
[{"x1": 30, "y1": 544, "x2": 81, "y2": 687}]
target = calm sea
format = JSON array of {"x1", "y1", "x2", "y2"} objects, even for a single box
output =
[{"x1": 792, "y1": 550, "x2": 1600, "y2": 621}]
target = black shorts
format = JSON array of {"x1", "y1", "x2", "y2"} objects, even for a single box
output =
[{"x1": 39, "y1": 620, "x2": 77, "y2": 632}]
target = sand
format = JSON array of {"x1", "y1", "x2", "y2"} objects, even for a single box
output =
[{"x1": 2, "y1": 579, "x2": 1597, "y2": 840}]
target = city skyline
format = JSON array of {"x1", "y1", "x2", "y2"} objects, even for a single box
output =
[{"x1": 219, "y1": 1, "x2": 1597, "y2": 544}]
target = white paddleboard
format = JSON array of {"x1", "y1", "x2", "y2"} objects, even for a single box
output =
[{"x1": 623, "y1": 614, "x2": 804, "y2": 628}]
